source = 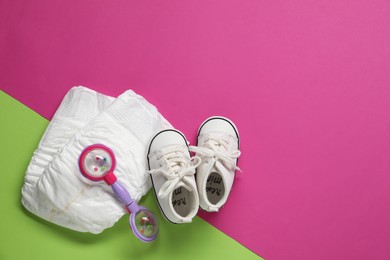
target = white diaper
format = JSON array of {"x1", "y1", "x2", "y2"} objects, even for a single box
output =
[{"x1": 21, "y1": 86, "x2": 171, "y2": 234}]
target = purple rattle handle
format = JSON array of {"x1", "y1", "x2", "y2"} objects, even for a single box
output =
[{"x1": 111, "y1": 181, "x2": 141, "y2": 213}]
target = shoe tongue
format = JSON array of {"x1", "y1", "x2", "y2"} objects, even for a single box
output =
[
  {"x1": 206, "y1": 138, "x2": 228, "y2": 153},
  {"x1": 177, "y1": 181, "x2": 192, "y2": 193},
  {"x1": 215, "y1": 144, "x2": 227, "y2": 153},
  {"x1": 170, "y1": 163, "x2": 182, "y2": 172},
  {"x1": 167, "y1": 157, "x2": 186, "y2": 173}
]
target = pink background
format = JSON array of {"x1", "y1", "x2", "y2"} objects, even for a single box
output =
[{"x1": 1, "y1": 0, "x2": 390, "y2": 259}]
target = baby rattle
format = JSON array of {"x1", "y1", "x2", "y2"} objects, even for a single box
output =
[{"x1": 78, "y1": 144, "x2": 158, "y2": 242}]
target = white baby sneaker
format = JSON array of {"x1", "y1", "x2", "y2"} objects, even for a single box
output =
[
  {"x1": 148, "y1": 129, "x2": 200, "y2": 223},
  {"x1": 190, "y1": 116, "x2": 241, "y2": 212}
]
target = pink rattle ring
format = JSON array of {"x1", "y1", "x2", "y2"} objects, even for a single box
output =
[{"x1": 79, "y1": 144, "x2": 117, "y2": 184}]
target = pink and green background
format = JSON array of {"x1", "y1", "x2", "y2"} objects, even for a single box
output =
[{"x1": 1, "y1": 0, "x2": 390, "y2": 259}]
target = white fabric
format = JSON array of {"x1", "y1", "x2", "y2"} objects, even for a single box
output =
[{"x1": 22, "y1": 86, "x2": 171, "y2": 233}]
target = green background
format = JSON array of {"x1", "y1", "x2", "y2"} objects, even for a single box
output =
[{"x1": 0, "y1": 91, "x2": 261, "y2": 260}]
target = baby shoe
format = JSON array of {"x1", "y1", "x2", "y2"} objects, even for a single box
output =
[
  {"x1": 148, "y1": 129, "x2": 201, "y2": 223},
  {"x1": 190, "y1": 116, "x2": 241, "y2": 212}
]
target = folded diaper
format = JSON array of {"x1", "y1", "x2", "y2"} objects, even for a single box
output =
[{"x1": 22, "y1": 86, "x2": 171, "y2": 234}]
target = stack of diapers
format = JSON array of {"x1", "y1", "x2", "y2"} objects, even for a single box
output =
[{"x1": 21, "y1": 86, "x2": 171, "y2": 233}]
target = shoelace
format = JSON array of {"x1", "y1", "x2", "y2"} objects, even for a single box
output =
[
  {"x1": 149, "y1": 146, "x2": 201, "y2": 198},
  {"x1": 189, "y1": 137, "x2": 241, "y2": 178}
]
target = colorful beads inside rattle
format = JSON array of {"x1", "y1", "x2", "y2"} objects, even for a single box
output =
[
  {"x1": 135, "y1": 210, "x2": 158, "y2": 238},
  {"x1": 82, "y1": 149, "x2": 112, "y2": 178}
]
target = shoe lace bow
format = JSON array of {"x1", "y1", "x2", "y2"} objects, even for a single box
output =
[
  {"x1": 189, "y1": 136, "x2": 241, "y2": 177},
  {"x1": 149, "y1": 146, "x2": 201, "y2": 198}
]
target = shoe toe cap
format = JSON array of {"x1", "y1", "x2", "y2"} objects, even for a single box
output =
[
  {"x1": 198, "y1": 116, "x2": 238, "y2": 137},
  {"x1": 149, "y1": 129, "x2": 188, "y2": 153}
]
